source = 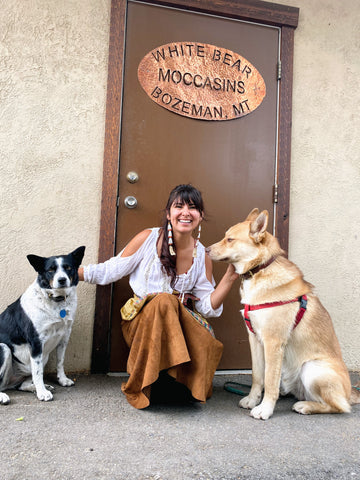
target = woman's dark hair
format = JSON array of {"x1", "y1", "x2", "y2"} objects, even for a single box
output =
[{"x1": 158, "y1": 184, "x2": 205, "y2": 288}]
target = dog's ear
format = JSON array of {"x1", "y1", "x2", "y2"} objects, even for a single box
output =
[
  {"x1": 245, "y1": 208, "x2": 260, "y2": 222},
  {"x1": 70, "y1": 246, "x2": 86, "y2": 267},
  {"x1": 27, "y1": 254, "x2": 46, "y2": 273},
  {"x1": 249, "y1": 210, "x2": 268, "y2": 243}
]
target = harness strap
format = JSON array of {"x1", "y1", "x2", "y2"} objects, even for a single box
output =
[{"x1": 243, "y1": 295, "x2": 308, "y2": 335}]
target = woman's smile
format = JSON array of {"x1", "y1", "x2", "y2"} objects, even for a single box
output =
[{"x1": 168, "y1": 201, "x2": 202, "y2": 233}]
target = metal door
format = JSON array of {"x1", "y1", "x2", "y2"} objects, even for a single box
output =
[{"x1": 109, "y1": 0, "x2": 280, "y2": 371}]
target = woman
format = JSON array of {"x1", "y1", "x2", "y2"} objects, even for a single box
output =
[{"x1": 79, "y1": 184, "x2": 238, "y2": 408}]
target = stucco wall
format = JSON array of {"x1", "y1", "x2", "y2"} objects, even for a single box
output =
[
  {"x1": 277, "y1": 0, "x2": 360, "y2": 370},
  {"x1": 0, "y1": 0, "x2": 111, "y2": 372},
  {"x1": 0, "y1": 0, "x2": 359, "y2": 372}
]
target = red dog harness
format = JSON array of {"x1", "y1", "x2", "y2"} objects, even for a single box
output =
[{"x1": 243, "y1": 295, "x2": 308, "y2": 334}]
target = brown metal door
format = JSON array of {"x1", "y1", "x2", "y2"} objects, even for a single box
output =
[{"x1": 109, "y1": 0, "x2": 280, "y2": 371}]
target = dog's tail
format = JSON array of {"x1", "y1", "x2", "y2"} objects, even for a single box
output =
[{"x1": 350, "y1": 384, "x2": 360, "y2": 405}]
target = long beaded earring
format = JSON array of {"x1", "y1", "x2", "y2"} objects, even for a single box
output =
[
  {"x1": 168, "y1": 221, "x2": 176, "y2": 256},
  {"x1": 193, "y1": 223, "x2": 202, "y2": 258}
]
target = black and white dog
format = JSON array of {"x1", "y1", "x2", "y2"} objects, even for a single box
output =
[{"x1": 0, "y1": 246, "x2": 85, "y2": 405}]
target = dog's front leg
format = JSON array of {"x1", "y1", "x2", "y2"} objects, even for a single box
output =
[
  {"x1": 30, "y1": 355, "x2": 53, "y2": 401},
  {"x1": 56, "y1": 335, "x2": 74, "y2": 387},
  {"x1": 0, "y1": 344, "x2": 12, "y2": 405},
  {"x1": 239, "y1": 333, "x2": 264, "y2": 410},
  {"x1": 250, "y1": 339, "x2": 285, "y2": 420}
]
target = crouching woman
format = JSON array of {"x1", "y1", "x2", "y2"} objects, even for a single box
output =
[{"x1": 79, "y1": 184, "x2": 238, "y2": 409}]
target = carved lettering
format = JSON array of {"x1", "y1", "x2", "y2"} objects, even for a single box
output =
[
  {"x1": 151, "y1": 86, "x2": 223, "y2": 119},
  {"x1": 233, "y1": 100, "x2": 250, "y2": 116},
  {"x1": 139, "y1": 42, "x2": 265, "y2": 121},
  {"x1": 191, "y1": 104, "x2": 202, "y2": 117},
  {"x1": 212, "y1": 49, "x2": 252, "y2": 77},
  {"x1": 158, "y1": 68, "x2": 246, "y2": 94}
]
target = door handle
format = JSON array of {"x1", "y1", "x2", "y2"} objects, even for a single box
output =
[
  {"x1": 124, "y1": 196, "x2": 138, "y2": 209},
  {"x1": 126, "y1": 171, "x2": 139, "y2": 183}
]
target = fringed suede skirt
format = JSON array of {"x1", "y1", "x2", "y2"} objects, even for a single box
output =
[{"x1": 120, "y1": 293, "x2": 223, "y2": 409}]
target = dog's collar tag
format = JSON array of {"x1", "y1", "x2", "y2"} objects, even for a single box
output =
[{"x1": 60, "y1": 309, "x2": 67, "y2": 318}]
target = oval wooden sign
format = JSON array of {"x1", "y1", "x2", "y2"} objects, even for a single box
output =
[{"x1": 138, "y1": 42, "x2": 266, "y2": 121}]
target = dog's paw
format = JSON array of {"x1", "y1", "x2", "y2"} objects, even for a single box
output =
[
  {"x1": 239, "y1": 394, "x2": 261, "y2": 410},
  {"x1": 37, "y1": 389, "x2": 53, "y2": 402},
  {"x1": 0, "y1": 392, "x2": 10, "y2": 405},
  {"x1": 57, "y1": 376, "x2": 74, "y2": 387},
  {"x1": 250, "y1": 402, "x2": 274, "y2": 420},
  {"x1": 292, "y1": 401, "x2": 312, "y2": 415}
]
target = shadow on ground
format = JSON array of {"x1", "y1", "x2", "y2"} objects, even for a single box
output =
[{"x1": 1, "y1": 373, "x2": 360, "y2": 480}]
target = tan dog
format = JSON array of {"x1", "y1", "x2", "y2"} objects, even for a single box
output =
[{"x1": 207, "y1": 209, "x2": 360, "y2": 419}]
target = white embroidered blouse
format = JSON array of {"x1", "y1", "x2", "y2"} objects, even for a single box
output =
[{"x1": 83, "y1": 228, "x2": 223, "y2": 319}]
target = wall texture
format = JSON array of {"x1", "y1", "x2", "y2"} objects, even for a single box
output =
[
  {"x1": 0, "y1": 0, "x2": 111, "y2": 372},
  {"x1": 277, "y1": 0, "x2": 360, "y2": 370},
  {"x1": 0, "y1": 0, "x2": 359, "y2": 372}
]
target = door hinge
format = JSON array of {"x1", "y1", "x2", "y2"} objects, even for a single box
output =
[
  {"x1": 117, "y1": 197, "x2": 120, "y2": 207},
  {"x1": 277, "y1": 61, "x2": 282, "y2": 81},
  {"x1": 273, "y1": 184, "x2": 279, "y2": 203}
]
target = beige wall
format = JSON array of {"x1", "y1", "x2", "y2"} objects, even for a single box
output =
[
  {"x1": 0, "y1": 0, "x2": 359, "y2": 372},
  {"x1": 277, "y1": 0, "x2": 360, "y2": 370},
  {"x1": 0, "y1": 0, "x2": 111, "y2": 372}
]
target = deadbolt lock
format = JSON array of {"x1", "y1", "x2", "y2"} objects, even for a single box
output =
[{"x1": 124, "y1": 196, "x2": 138, "y2": 209}]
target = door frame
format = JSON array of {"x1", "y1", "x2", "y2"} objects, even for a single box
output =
[{"x1": 91, "y1": 0, "x2": 299, "y2": 373}]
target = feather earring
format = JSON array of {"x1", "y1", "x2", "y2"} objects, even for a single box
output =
[
  {"x1": 168, "y1": 221, "x2": 176, "y2": 256},
  {"x1": 193, "y1": 223, "x2": 201, "y2": 258}
]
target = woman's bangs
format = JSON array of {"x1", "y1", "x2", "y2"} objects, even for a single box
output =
[{"x1": 174, "y1": 191, "x2": 203, "y2": 211}]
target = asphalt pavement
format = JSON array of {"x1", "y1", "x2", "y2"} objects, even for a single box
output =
[{"x1": 1, "y1": 373, "x2": 360, "y2": 480}]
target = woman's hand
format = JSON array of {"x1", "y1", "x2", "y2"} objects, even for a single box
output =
[
  {"x1": 210, "y1": 263, "x2": 239, "y2": 311},
  {"x1": 223, "y1": 264, "x2": 239, "y2": 282}
]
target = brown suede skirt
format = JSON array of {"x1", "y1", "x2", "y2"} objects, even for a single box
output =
[{"x1": 121, "y1": 293, "x2": 223, "y2": 409}]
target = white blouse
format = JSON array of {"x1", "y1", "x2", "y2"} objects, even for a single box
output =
[{"x1": 84, "y1": 228, "x2": 223, "y2": 319}]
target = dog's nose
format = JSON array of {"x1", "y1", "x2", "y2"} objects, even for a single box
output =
[{"x1": 58, "y1": 277, "x2": 67, "y2": 286}]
